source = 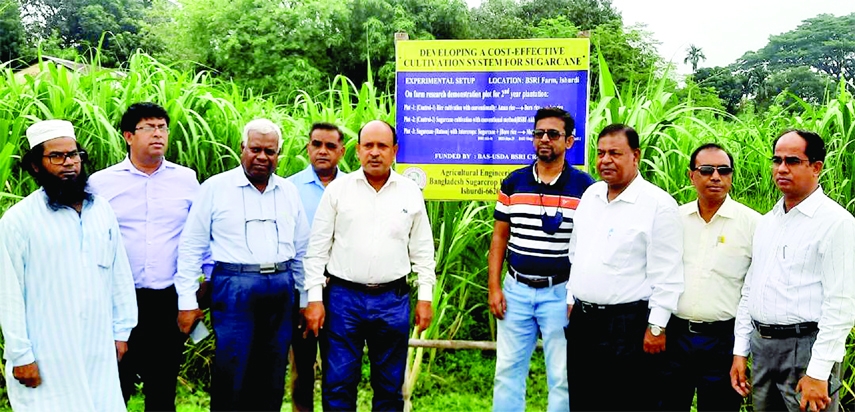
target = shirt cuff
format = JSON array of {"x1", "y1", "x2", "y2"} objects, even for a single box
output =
[
  {"x1": 308, "y1": 285, "x2": 324, "y2": 302},
  {"x1": 806, "y1": 358, "x2": 835, "y2": 380},
  {"x1": 299, "y1": 291, "x2": 309, "y2": 309},
  {"x1": 11, "y1": 350, "x2": 35, "y2": 367},
  {"x1": 202, "y1": 264, "x2": 214, "y2": 281},
  {"x1": 114, "y1": 329, "x2": 132, "y2": 342},
  {"x1": 648, "y1": 307, "x2": 671, "y2": 328},
  {"x1": 178, "y1": 294, "x2": 199, "y2": 311},
  {"x1": 418, "y1": 285, "x2": 433, "y2": 302},
  {"x1": 566, "y1": 292, "x2": 575, "y2": 305},
  {"x1": 733, "y1": 336, "x2": 751, "y2": 357}
]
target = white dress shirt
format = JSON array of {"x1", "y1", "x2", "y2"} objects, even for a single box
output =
[
  {"x1": 567, "y1": 174, "x2": 684, "y2": 327},
  {"x1": 734, "y1": 187, "x2": 855, "y2": 379},
  {"x1": 677, "y1": 196, "x2": 760, "y2": 322},
  {"x1": 304, "y1": 169, "x2": 436, "y2": 302},
  {"x1": 176, "y1": 166, "x2": 311, "y2": 310}
]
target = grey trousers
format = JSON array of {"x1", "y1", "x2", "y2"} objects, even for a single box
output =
[{"x1": 750, "y1": 329, "x2": 840, "y2": 412}]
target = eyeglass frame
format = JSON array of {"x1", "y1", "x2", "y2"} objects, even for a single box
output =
[
  {"x1": 43, "y1": 150, "x2": 87, "y2": 165},
  {"x1": 691, "y1": 165, "x2": 734, "y2": 176},
  {"x1": 771, "y1": 156, "x2": 814, "y2": 167},
  {"x1": 135, "y1": 125, "x2": 170, "y2": 133},
  {"x1": 532, "y1": 129, "x2": 566, "y2": 141}
]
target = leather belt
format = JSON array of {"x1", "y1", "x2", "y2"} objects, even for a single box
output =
[
  {"x1": 508, "y1": 267, "x2": 569, "y2": 289},
  {"x1": 575, "y1": 299, "x2": 647, "y2": 314},
  {"x1": 670, "y1": 317, "x2": 735, "y2": 336},
  {"x1": 215, "y1": 261, "x2": 291, "y2": 274},
  {"x1": 328, "y1": 274, "x2": 408, "y2": 294},
  {"x1": 753, "y1": 321, "x2": 818, "y2": 339}
]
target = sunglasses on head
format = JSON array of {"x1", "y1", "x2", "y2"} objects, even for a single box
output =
[{"x1": 694, "y1": 165, "x2": 733, "y2": 176}]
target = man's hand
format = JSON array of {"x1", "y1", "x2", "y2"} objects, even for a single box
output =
[
  {"x1": 797, "y1": 375, "x2": 830, "y2": 412},
  {"x1": 642, "y1": 327, "x2": 666, "y2": 354},
  {"x1": 115, "y1": 341, "x2": 128, "y2": 362},
  {"x1": 13, "y1": 362, "x2": 41, "y2": 388},
  {"x1": 303, "y1": 301, "x2": 325, "y2": 338},
  {"x1": 567, "y1": 304, "x2": 573, "y2": 320},
  {"x1": 488, "y1": 286, "x2": 507, "y2": 320},
  {"x1": 177, "y1": 309, "x2": 204, "y2": 335},
  {"x1": 415, "y1": 301, "x2": 433, "y2": 333},
  {"x1": 730, "y1": 355, "x2": 751, "y2": 397}
]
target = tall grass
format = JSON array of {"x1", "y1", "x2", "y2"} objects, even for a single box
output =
[{"x1": 1, "y1": 51, "x2": 855, "y2": 410}]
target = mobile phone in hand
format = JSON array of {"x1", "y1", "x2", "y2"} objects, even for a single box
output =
[{"x1": 189, "y1": 318, "x2": 210, "y2": 344}]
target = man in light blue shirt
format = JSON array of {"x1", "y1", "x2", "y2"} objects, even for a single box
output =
[
  {"x1": 285, "y1": 122, "x2": 346, "y2": 411},
  {"x1": 175, "y1": 119, "x2": 311, "y2": 411}
]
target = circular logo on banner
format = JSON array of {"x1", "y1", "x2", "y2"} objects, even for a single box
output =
[{"x1": 402, "y1": 167, "x2": 427, "y2": 189}]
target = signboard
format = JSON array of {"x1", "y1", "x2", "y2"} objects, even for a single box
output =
[{"x1": 395, "y1": 38, "x2": 590, "y2": 200}]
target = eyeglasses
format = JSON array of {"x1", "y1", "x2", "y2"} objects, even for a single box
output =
[
  {"x1": 771, "y1": 156, "x2": 811, "y2": 166},
  {"x1": 532, "y1": 129, "x2": 565, "y2": 141},
  {"x1": 135, "y1": 125, "x2": 169, "y2": 133},
  {"x1": 694, "y1": 165, "x2": 733, "y2": 176},
  {"x1": 43, "y1": 150, "x2": 87, "y2": 165}
]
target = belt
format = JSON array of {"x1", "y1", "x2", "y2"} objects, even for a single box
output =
[
  {"x1": 669, "y1": 317, "x2": 735, "y2": 336},
  {"x1": 214, "y1": 261, "x2": 291, "y2": 274},
  {"x1": 575, "y1": 299, "x2": 647, "y2": 314},
  {"x1": 508, "y1": 267, "x2": 569, "y2": 289},
  {"x1": 327, "y1": 274, "x2": 408, "y2": 294},
  {"x1": 753, "y1": 321, "x2": 818, "y2": 339}
]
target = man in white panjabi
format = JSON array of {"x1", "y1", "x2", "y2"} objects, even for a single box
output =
[{"x1": 0, "y1": 120, "x2": 137, "y2": 411}]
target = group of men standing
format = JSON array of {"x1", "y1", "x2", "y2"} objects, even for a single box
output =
[
  {"x1": 1, "y1": 102, "x2": 853, "y2": 412},
  {"x1": 491, "y1": 108, "x2": 855, "y2": 412},
  {"x1": 0, "y1": 103, "x2": 434, "y2": 412}
]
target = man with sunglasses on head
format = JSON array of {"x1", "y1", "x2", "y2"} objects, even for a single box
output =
[
  {"x1": 566, "y1": 123, "x2": 683, "y2": 411},
  {"x1": 89, "y1": 102, "x2": 210, "y2": 411},
  {"x1": 285, "y1": 122, "x2": 346, "y2": 411},
  {"x1": 731, "y1": 130, "x2": 855, "y2": 412},
  {"x1": 175, "y1": 119, "x2": 311, "y2": 411},
  {"x1": 489, "y1": 107, "x2": 594, "y2": 412},
  {"x1": 658, "y1": 143, "x2": 759, "y2": 411},
  {"x1": 0, "y1": 120, "x2": 137, "y2": 411}
]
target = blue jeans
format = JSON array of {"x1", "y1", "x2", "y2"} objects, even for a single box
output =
[
  {"x1": 493, "y1": 274, "x2": 569, "y2": 412},
  {"x1": 209, "y1": 265, "x2": 294, "y2": 411},
  {"x1": 322, "y1": 281, "x2": 410, "y2": 412}
]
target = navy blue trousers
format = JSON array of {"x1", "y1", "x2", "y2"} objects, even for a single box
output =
[
  {"x1": 210, "y1": 266, "x2": 294, "y2": 412},
  {"x1": 322, "y1": 281, "x2": 410, "y2": 412}
]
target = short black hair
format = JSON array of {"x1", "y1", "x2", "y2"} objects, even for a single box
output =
[
  {"x1": 772, "y1": 129, "x2": 826, "y2": 163},
  {"x1": 689, "y1": 143, "x2": 734, "y2": 170},
  {"x1": 120, "y1": 102, "x2": 170, "y2": 134},
  {"x1": 310, "y1": 122, "x2": 344, "y2": 142},
  {"x1": 598, "y1": 123, "x2": 639, "y2": 150},
  {"x1": 534, "y1": 107, "x2": 575, "y2": 138},
  {"x1": 22, "y1": 141, "x2": 88, "y2": 177},
  {"x1": 357, "y1": 120, "x2": 396, "y2": 145}
]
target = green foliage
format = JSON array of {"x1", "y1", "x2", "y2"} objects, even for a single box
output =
[
  {"x1": 0, "y1": 0, "x2": 26, "y2": 67},
  {"x1": 518, "y1": 0, "x2": 620, "y2": 30},
  {"x1": 684, "y1": 44, "x2": 705, "y2": 73},
  {"x1": 693, "y1": 67, "x2": 747, "y2": 114}
]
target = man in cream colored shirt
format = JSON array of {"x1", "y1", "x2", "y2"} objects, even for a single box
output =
[
  {"x1": 659, "y1": 143, "x2": 759, "y2": 411},
  {"x1": 303, "y1": 120, "x2": 436, "y2": 411},
  {"x1": 566, "y1": 123, "x2": 683, "y2": 411},
  {"x1": 731, "y1": 130, "x2": 855, "y2": 412}
]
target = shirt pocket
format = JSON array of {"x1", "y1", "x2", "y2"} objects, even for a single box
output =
[
  {"x1": 601, "y1": 229, "x2": 638, "y2": 269},
  {"x1": 94, "y1": 227, "x2": 116, "y2": 269},
  {"x1": 276, "y1": 214, "x2": 296, "y2": 247},
  {"x1": 387, "y1": 207, "x2": 415, "y2": 240},
  {"x1": 712, "y1": 244, "x2": 751, "y2": 280}
]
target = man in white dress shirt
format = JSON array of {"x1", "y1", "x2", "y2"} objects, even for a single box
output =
[
  {"x1": 175, "y1": 119, "x2": 310, "y2": 411},
  {"x1": 731, "y1": 130, "x2": 855, "y2": 412},
  {"x1": 659, "y1": 143, "x2": 759, "y2": 411},
  {"x1": 302, "y1": 120, "x2": 436, "y2": 411},
  {"x1": 565, "y1": 123, "x2": 683, "y2": 411}
]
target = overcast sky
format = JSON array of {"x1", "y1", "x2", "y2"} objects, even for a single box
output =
[{"x1": 465, "y1": 0, "x2": 855, "y2": 75}]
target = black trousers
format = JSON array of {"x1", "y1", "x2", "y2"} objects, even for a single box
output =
[
  {"x1": 119, "y1": 285, "x2": 186, "y2": 412},
  {"x1": 289, "y1": 289, "x2": 327, "y2": 412},
  {"x1": 659, "y1": 318, "x2": 743, "y2": 411},
  {"x1": 566, "y1": 300, "x2": 660, "y2": 411}
]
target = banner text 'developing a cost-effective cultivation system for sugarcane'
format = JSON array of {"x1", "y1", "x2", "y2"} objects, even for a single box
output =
[{"x1": 395, "y1": 38, "x2": 591, "y2": 201}]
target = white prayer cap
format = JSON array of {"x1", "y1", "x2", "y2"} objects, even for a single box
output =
[{"x1": 26, "y1": 119, "x2": 76, "y2": 149}]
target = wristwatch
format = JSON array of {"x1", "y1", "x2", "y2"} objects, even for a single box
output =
[{"x1": 648, "y1": 324, "x2": 664, "y2": 337}]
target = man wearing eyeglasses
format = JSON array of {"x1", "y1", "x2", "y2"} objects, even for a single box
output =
[
  {"x1": 89, "y1": 102, "x2": 209, "y2": 411},
  {"x1": 487, "y1": 107, "x2": 593, "y2": 412},
  {"x1": 566, "y1": 123, "x2": 683, "y2": 411},
  {"x1": 285, "y1": 122, "x2": 346, "y2": 412},
  {"x1": 0, "y1": 120, "x2": 137, "y2": 411},
  {"x1": 731, "y1": 130, "x2": 855, "y2": 412},
  {"x1": 175, "y1": 119, "x2": 311, "y2": 411},
  {"x1": 658, "y1": 143, "x2": 759, "y2": 411}
]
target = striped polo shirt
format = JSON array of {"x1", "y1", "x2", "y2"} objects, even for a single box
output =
[{"x1": 494, "y1": 161, "x2": 595, "y2": 277}]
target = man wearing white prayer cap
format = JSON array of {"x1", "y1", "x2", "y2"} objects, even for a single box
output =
[{"x1": 0, "y1": 119, "x2": 138, "y2": 411}]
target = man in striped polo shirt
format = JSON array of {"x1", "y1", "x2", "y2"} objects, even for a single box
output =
[{"x1": 489, "y1": 107, "x2": 594, "y2": 412}]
